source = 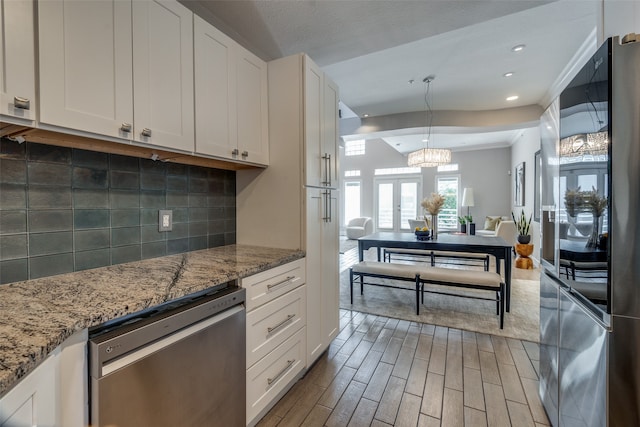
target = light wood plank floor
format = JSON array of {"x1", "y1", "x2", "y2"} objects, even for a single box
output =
[{"x1": 256, "y1": 309, "x2": 550, "y2": 427}]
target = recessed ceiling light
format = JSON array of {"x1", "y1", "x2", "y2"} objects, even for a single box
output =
[
  {"x1": 503, "y1": 72, "x2": 514, "y2": 77},
  {"x1": 511, "y1": 44, "x2": 526, "y2": 52},
  {"x1": 506, "y1": 95, "x2": 519, "y2": 101},
  {"x1": 422, "y1": 138, "x2": 429, "y2": 142},
  {"x1": 363, "y1": 114, "x2": 369, "y2": 117}
]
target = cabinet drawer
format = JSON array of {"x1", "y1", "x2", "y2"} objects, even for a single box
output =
[
  {"x1": 246, "y1": 327, "x2": 305, "y2": 425},
  {"x1": 247, "y1": 285, "x2": 306, "y2": 367},
  {"x1": 242, "y1": 259, "x2": 305, "y2": 311}
]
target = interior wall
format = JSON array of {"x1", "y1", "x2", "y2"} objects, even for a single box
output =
[
  {"x1": 340, "y1": 139, "x2": 511, "y2": 232},
  {"x1": 510, "y1": 128, "x2": 542, "y2": 262}
]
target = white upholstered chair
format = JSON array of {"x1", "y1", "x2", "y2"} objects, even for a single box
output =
[{"x1": 346, "y1": 217, "x2": 373, "y2": 239}]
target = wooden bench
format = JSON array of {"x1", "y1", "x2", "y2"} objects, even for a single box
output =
[
  {"x1": 349, "y1": 261, "x2": 505, "y2": 328},
  {"x1": 383, "y1": 248, "x2": 491, "y2": 271}
]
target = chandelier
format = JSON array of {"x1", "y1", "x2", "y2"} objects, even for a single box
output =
[
  {"x1": 559, "y1": 131, "x2": 608, "y2": 158},
  {"x1": 407, "y1": 76, "x2": 452, "y2": 168}
]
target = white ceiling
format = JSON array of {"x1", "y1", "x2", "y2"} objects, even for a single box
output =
[{"x1": 183, "y1": 0, "x2": 600, "y2": 153}]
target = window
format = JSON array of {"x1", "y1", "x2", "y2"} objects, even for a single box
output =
[
  {"x1": 437, "y1": 163, "x2": 459, "y2": 172},
  {"x1": 344, "y1": 170, "x2": 361, "y2": 177},
  {"x1": 344, "y1": 180, "x2": 362, "y2": 224},
  {"x1": 345, "y1": 139, "x2": 365, "y2": 156},
  {"x1": 435, "y1": 175, "x2": 460, "y2": 230},
  {"x1": 374, "y1": 167, "x2": 421, "y2": 176}
]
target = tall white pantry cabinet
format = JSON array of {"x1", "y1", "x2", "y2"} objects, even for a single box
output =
[{"x1": 237, "y1": 53, "x2": 340, "y2": 367}]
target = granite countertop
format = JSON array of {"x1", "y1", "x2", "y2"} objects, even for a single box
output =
[{"x1": 0, "y1": 244, "x2": 304, "y2": 397}]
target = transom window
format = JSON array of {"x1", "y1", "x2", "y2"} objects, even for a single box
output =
[
  {"x1": 345, "y1": 140, "x2": 366, "y2": 156},
  {"x1": 344, "y1": 170, "x2": 361, "y2": 177},
  {"x1": 437, "y1": 163, "x2": 459, "y2": 172},
  {"x1": 374, "y1": 167, "x2": 421, "y2": 176}
]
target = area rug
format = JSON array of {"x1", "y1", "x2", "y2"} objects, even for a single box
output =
[
  {"x1": 339, "y1": 237, "x2": 359, "y2": 254},
  {"x1": 339, "y1": 264, "x2": 540, "y2": 342}
]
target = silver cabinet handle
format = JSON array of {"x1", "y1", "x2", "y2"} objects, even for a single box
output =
[
  {"x1": 141, "y1": 128, "x2": 152, "y2": 137},
  {"x1": 267, "y1": 314, "x2": 296, "y2": 334},
  {"x1": 322, "y1": 153, "x2": 332, "y2": 186},
  {"x1": 267, "y1": 359, "x2": 295, "y2": 386},
  {"x1": 120, "y1": 123, "x2": 132, "y2": 133},
  {"x1": 266, "y1": 276, "x2": 295, "y2": 291},
  {"x1": 232, "y1": 148, "x2": 239, "y2": 156},
  {"x1": 14, "y1": 97, "x2": 30, "y2": 110},
  {"x1": 241, "y1": 151, "x2": 249, "y2": 158}
]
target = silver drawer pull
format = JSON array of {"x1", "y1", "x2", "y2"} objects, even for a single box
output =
[
  {"x1": 241, "y1": 150, "x2": 249, "y2": 157},
  {"x1": 266, "y1": 276, "x2": 295, "y2": 291},
  {"x1": 267, "y1": 359, "x2": 295, "y2": 386},
  {"x1": 232, "y1": 148, "x2": 239, "y2": 155},
  {"x1": 141, "y1": 128, "x2": 152, "y2": 137},
  {"x1": 267, "y1": 314, "x2": 295, "y2": 334},
  {"x1": 120, "y1": 123, "x2": 132, "y2": 133},
  {"x1": 14, "y1": 96, "x2": 30, "y2": 110}
]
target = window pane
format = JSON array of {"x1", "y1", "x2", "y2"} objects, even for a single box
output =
[
  {"x1": 436, "y1": 177, "x2": 459, "y2": 230},
  {"x1": 344, "y1": 181, "x2": 361, "y2": 224},
  {"x1": 377, "y1": 183, "x2": 393, "y2": 229},
  {"x1": 400, "y1": 182, "x2": 418, "y2": 230}
]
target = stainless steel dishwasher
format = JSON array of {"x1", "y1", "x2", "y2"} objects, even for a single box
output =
[{"x1": 89, "y1": 283, "x2": 246, "y2": 427}]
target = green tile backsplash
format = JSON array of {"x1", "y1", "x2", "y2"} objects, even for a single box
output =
[{"x1": 0, "y1": 138, "x2": 236, "y2": 284}]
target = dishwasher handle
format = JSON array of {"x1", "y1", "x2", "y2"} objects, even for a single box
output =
[{"x1": 97, "y1": 305, "x2": 244, "y2": 378}]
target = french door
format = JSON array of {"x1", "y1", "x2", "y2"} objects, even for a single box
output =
[{"x1": 374, "y1": 177, "x2": 422, "y2": 232}]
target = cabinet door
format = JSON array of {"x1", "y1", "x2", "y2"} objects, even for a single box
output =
[
  {"x1": 237, "y1": 47, "x2": 269, "y2": 165},
  {"x1": 304, "y1": 56, "x2": 323, "y2": 187},
  {"x1": 0, "y1": 0, "x2": 36, "y2": 122},
  {"x1": 38, "y1": 0, "x2": 133, "y2": 138},
  {"x1": 0, "y1": 351, "x2": 59, "y2": 427},
  {"x1": 305, "y1": 190, "x2": 324, "y2": 364},
  {"x1": 322, "y1": 191, "x2": 340, "y2": 344},
  {"x1": 322, "y1": 76, "x2": 339, "y2": 188},
  {"x1": 132, "y1": 0, "x2": 194, "y2": 151},
  {"x1": 194, "y1": 15, "x2": 236, "y2": 159}
]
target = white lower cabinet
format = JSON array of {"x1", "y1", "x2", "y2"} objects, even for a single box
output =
[
  {"x1": 246, "y1": 327, "x2": 306, "y2": 424},
  {"x1": 242, "y1": 258, "x2": 307, "y2": 426},
  {"x1": 247, "y1": 285, "x2": 306, "y2": 367},
  {"x1": 0, "y1": 350, "x2": 58, "y2": 427},
  {"x1": 0, "y1": 329, "x2": 88, "y2": 427}
]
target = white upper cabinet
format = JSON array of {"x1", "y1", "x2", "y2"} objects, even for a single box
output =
[
  {"x1": 132, "y1": 0, "x2": 194, "y2": 152},
  {"x1": 194, "y1": 15, "x2": 236, "y2": 159},
  {"x1": 303, "y1": 56, "x2": 338, "y2": 188},
  {"x1": 304, "y1": 57, "x2": 323, "y2": 187},
  {"x1": 38, "y1": 0, "x2": 133, "y2": 139},
  {"x1": 195, "y1": 15, "x2": 268, "y2": 165},
  {"x1": 322, "y1": 77, "x2": 339, "y2": 188},
  {"x1": 0, "y1": 0, "x2": 36, "y2": 122},
  {"x1": 236, "y1": 47, "x2": 269, "y2": 165}
]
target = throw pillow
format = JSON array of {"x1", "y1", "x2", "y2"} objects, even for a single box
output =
[{"x1": 484, "y1": 216, "x2": 501, "y2": 231}]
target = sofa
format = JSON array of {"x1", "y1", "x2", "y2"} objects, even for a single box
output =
[
  {"x1": 476, "y1": 216, "x2": 518, "y2": 247},
  {"x1": 346, "y1": 217, "x2": 373, "y2": 239}
]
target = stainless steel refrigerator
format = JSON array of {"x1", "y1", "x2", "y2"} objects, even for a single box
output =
[{"x1": 539, "y1": 34, "x2": 640, "y2": 427}]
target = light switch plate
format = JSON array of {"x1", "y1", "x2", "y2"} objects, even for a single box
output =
[{"x1": 159, "y1": 210, "x2": 173, "y2": 232}]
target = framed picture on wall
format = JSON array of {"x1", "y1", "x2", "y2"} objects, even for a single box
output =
[
  {"x1": 534, "y1": 150, "x2": 541, "y2": 221},
  {"x1": 514, "y1": 162, "x2": 525, "y2": 207}
]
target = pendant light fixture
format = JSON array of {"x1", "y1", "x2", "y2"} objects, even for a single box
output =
[{"x1": 407, "y1": 75, "x2": 452, "y2": 168}]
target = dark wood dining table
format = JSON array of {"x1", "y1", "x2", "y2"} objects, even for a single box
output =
[{"x1": 357, "y1": 231, "x2": 514, "y2": 311}]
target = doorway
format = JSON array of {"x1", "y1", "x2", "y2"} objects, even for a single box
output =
[{"x1": 374, "y1": 177, "x2": 422, "y2": 232}]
